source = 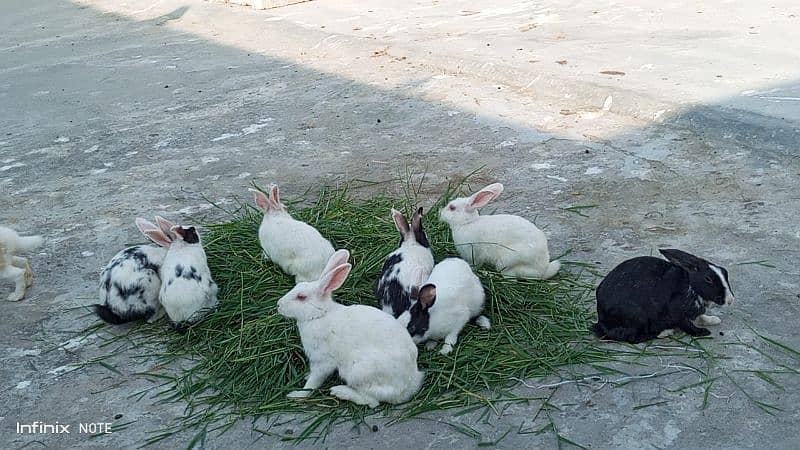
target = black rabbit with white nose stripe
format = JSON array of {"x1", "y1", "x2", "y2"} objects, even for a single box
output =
[{"x1": 593, "y1": 249, "x2": 735, "y2": 343}]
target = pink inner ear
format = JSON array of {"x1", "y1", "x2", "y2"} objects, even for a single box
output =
[
  {"x1": 270, "y1": 185, "x2": 281, "y2": 205},
  {"x1": 155, "y1": 216, "x2": 175, "y2": 235},
  {"x1": 254, "y1": 191, "x2": 269, "y2": 210},
  {"x1": 135, "y1": 218, "x2": 158, "y2": 233},
  {"x1": 392, "y1": 209, "x2": 410, "y2": 234},
  {"x1": 144, "y1": 230, "x2": 171, "y2": 247},
  {"x1": 321, "y1": 264, "x2": 351, "y2": 295},
  {"x1": 470, "y1": 190, "x2": 495, "y2": 208},
  {"x1": 321, "y1": 250, "x2": 350, "y2": 276}
]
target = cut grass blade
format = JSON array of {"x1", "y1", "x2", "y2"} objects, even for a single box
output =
[{"x1": 560, "y1": 204, "x2": 599, "y2": 218}]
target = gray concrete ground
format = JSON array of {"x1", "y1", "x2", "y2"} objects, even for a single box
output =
[{"x1": 1, "y1": 0, "x2": 799, "y2": 448}]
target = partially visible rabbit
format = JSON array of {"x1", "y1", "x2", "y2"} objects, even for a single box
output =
[
  {"x1": 141, "y1": 221, "x2": 218, "y2": 329},
  {"x1": 375, "y1": 207, "x2": 435, "y2": 317},
  {"x1": 592, "y1": 249, "x2": 735, "y2": 343},
  {"x1": 439, "y1": 183, "x2": 560, "y2": 280},
  {"x1": 398, "y1": 257, "x2": 490, "y2": 355},
  {"x1": 0, "y1": 225, "x2": 44, "y2": 302},
  {"x1": 278, "y1": 250, "x2": 424, "y2": 408},
  {"x1": 251, "y1": 185, "x2": 335, "y2": 282},
  {"x1": 93, "y1": 217, "x2": 172, "y2": 324}
]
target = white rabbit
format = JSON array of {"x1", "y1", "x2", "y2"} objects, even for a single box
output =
[
  {"x1": 0, "y1": 226, "x2": 43, "y2": 302},
  {"x1": 94, "y1": 217, "x2": 172, "y2": 324},
  {"x1": 398, "y1": 257, "x2": 490, "y2": 355},
  {"x1": 251, "y1": 185, "x2": 335, "y2": 282},
  {"x1": 439, "y1": 183, "x2": 560, "y2": 279},
  {"x1": 278, "y1": 250, "x2": 424, "y2": 408},
  {"x1": 141, "y1": 221, "x2": 218, "y2": 329},
  {"x1": 374, "y1": 207, "x2": 435, "y2": 317}
]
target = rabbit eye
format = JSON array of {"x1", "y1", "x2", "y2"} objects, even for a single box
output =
[
  {"x1": 704, "y1": 275, "x2": 714, "y2": 284},
  {"x1": 448, "y1": 205, "x2": 456, "y2": 211},
  {"x1": 296, "y1": 294, "x2": 307, "y2": 301}
]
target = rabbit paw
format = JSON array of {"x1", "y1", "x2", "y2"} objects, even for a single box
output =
[
  {"x1": 475, "y1": 315, "x2": 491, "y2": 330},
  {"x1": 330, "y1": 385, "x2": 379, "y2": 408},
  {"x1": 24, "y1": 266, "x2": 33, "y2": 287},
  {"x1": 288, "y1": 390, "x2": 312, "y2": 399},
  {"x1": 657, "y1": 329, "x2": 674, "y2": 338},
  {"x1": 424, "y1": 341, "x2": 438, "y2": 351},
  {"x1": 7, "y1": 291, "x2": 24, "y2": 302},
  {"x1": 696, "y1": 314, "x2": 721, "y2": 326},
  {"x1": 439, "y1": 344, "x2": 453, "y2": 355}
]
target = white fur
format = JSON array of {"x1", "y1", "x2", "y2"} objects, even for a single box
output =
[
  {"x1": 695, "y1": 314, "x2": 722, "y2": 326},
  {"x1": 159, "y1": 227, "x2": 218, "y2": 324},
  {"x1": 474, "y1": 315, "x2": 492, "y2": 330},
  {"x1": 278, "y1": 251, "x2": 424, "y2": 408},
  {"x1": 0, "y1": 226, "x2": 43, "y2": 302},
  {"x1": 657, "y1": 329, "x2": 674, "y2": 338},
  {"x1": 98, "y1": 245, "x2": 167, "y2": 323},
  {"x1": 410, "y1": 258, "x2": 488, "y2": 355},
  {"x1": 439, "y1": 183, "x2": 560, "y2": 280},
  {"x1": 253, "y1": 186, "x2": 335, "y2": 283},
  {"x1": 709, "y1": 265, "x2": 735, "y2": 305}
]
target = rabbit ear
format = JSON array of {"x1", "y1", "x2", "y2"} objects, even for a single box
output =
[
  {"x1": 154, "y1": 216, "x2": 175, "y2": 236},
  {"x1": 418, "y1": 283, "x2": 437, "y2": 309},
  {"x1": 321, "y1": 249, "x2": 350, "y2": 276},
  {"x1": 411, "y1": 267, "x2": 427, "y2": 288},
  {"x1": 249, "y1": 188, "x2": 270, "y2": 211},
  {"x1": 136, "y1": 218, "x2": 172, "y2": 247},
  {"x1": 659, "y1": 249, "x2": 708, "y2": 272},
  {"x1": 392, "y1": 208, "x2": 410, "y2": 236},
  {"x1": 135, "y1": 218, "x2": 158, "y2": 233},
  {"x1": 410, "y1": 207, "x2": 424, "y2": 233},
  {"x1": 469, "y1": 183, "x2": 504, "y2": 209},
  {"x1": 318, "y1": 263, "x2": 352, "y2": 296},
  {"x1": 270, "y1": 184, "x2": 281, "y2": 206},
  {"x1": 144, "y1": 231, "x2": 172, "y2": 247},
  {"x1": 410, "y1": 206, "x2": 429, "y2": 246}
]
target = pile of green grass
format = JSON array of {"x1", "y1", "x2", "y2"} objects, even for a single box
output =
[{"x1": 127, "y1": 178, "x2": 623, "y2": 444}]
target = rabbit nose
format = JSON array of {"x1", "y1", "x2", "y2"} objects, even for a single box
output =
[{"x1": 722, "y1": 289, "x2": 735, "y2": 305}]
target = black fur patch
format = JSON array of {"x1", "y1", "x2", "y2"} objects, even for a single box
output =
[
  {"x1": 114, "y1": 281, "x2": 145, "y2": 300},
  {"x1": 375, "y1": 253, "x2": 410, "y2": 317},
  {"x1": 185, "y1": 266, "x2": 202, "y2": 281},
  {"x1": 381, "y1": 253, "x2": 402, "y2": 272},
  {"x1": 171, "y1": 321, "x2": 191, "y2": 332},
  {"x1": 414, "y1": 227, "x2": 430, "y2": 248},
  {"x1": 411, "y1": 207, "x2": 430, "y2": 248},
  {"x1": 94, "y1": 304, "x2": 153, "y2": 325},
  {"x1": 181, "y1": 227, "x2": 200, "y2": 244},
  {"x1": 405, "y1": 301, "x2": 430, "y2": 338},
  {"x1": 175, "y1": 265, "x2": 202, "y2": 282},
  {"x1": 123, "y1": 246, "x2": 160, "y2": 273},
  {"x1": 385, "y1": 280, "x2": 409, "y2": 317}
]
